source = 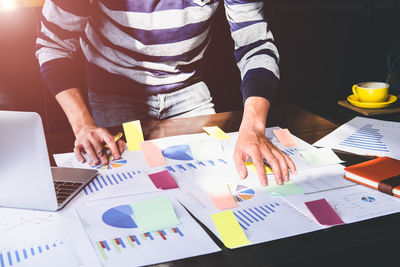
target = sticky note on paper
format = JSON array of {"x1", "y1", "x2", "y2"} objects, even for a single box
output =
[
  {"x1": 265, "y1": 181, "x2": 304, "y2": 196},
  {"x1": 190, "y1": 139, "x2": 224, "y2": 161},
  {"x1": 211, "y1": 210, "x2": 251, "y2": 249},
  {"x1": 148, "y1": 170, "x2": 179, "y2": 190},
  {"x1": 245, "y1": 162, "x2": 273, "y2": 174},
  {"x1": 208, "y1": 186, "x2": 238, "y2": 210},
  {"x1": 305, "y1": 198, "x2": 344, "y2": 226},
  {"x1": 140, "y1": 141, "x2": 166, "y2": 167},
  {"x1": 123, "y1": 120, "x2": 144, "y2": 151},
  {"x1": 131, "y1": 195, "x2": 181, "y2": 233},
  {"x1": 273, "y1": 129, "x2": 299, "y2": 147},
  {"x1": 300, "y1": 148, "x2": 344, "y2": 167},
  {"x1": 203, "y1": 126, "x2": 230, "y2": 140}
]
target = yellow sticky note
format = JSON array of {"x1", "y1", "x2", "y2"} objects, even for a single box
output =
[
  {"x1": 203, "y1": 126, "x2": 230, "y2": 140},
  {"x1": 245, "y1": 162, "x2": 273, "y2": 174},
  {"x1": 211, "y1": 210, "x2": 251, "y2": 249},
  {"x1": 122, "y1": 120, "x2": 144, "y2": 151}
]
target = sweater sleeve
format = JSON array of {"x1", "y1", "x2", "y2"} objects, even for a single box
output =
[
  {"x1": 223, "y1": 0, "x2": 280, "y2": 103},
  {"x1": 35, "y1": 0, "x2": 91, "y2": 96}
]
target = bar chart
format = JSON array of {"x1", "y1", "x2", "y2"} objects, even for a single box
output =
[
  {"x1": 0, "y1": 242, "x2": 62, "y2": 267},
  {"x1": 83, "y1": 170, "x2": 143, "y2": 195},
  {"x1": 96, "y1": 228, "x2": 184, "y2": 261},
  {"x1": 339, "y1": 124, "x2": 389, "y2": 152},
  {"x1": 165, "y1": 159, "x2": 228, "y2": 174}
]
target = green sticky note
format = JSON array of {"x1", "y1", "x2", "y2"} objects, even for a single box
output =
[
  {"x1": 265, "y1": 181, "x2": 304, "y2": 196},
  {"x1": 211, "y1": 210, "x2": 251, "y2": 249},
  {"x1": 300, "y1": 148, "x2": 344, "y2": 166},
  {"x1": 131, "y1": 195, "x2": 181, "y2": 233}
]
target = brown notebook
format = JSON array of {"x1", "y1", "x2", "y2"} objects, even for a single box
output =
[{"x1": 344, "y1": 157, "x2": 400, "y2": 197}]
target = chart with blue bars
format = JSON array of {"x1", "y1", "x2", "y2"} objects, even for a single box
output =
[
  {"x1": 83, "y1": 170, "x2": 143, "y2": 195},
  {"x1": 339, "y1": 124, "x2": 389, "y2": 152},
  {"x1": 282, "y1": 147, "x2": 298, "y2": 156},
  {"x1": 233, "y1": 202, "x2": 283, "y2": 231},
  {"x1": 96, "y1": 228, "x2": 184, "y2": 261},
  {"x1": 0, "y1": 241, "x2": 62, "y2": 267},
  {"x1": 165, "y1": 159, "x2": 228, "y2": 174}
]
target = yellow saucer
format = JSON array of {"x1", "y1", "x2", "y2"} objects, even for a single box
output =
[{"x1": 347, "y1": 94, "x2": 398, "y2": 109}]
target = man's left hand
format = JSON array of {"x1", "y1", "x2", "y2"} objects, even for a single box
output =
[{"x1": 233, "y1": 96, "x2": 296, "y2": 186}]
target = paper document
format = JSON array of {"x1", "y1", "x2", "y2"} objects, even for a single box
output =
[
  {"x1": 172, "y1": 165, "x2": 322, "y2": 247},
  {"x1": 284, "y1": 185, "x2": 400, "y2": 224},
  {"x1": 54, "y1": 152, "x2": 157, "y2": 202},
  {"x1": 314, "y1": 116, "x2": 400, "y2": 159},
  {"x1": 77, "y1": 192, "x2": 220, "y2": 266},
  {"x1": 0, "y1": 207, "x2": 100, "y2": 267}
]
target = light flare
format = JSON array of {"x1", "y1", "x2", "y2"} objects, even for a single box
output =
[{"x1": 0, "y1": 0, "x2": 17, "y2": 11}]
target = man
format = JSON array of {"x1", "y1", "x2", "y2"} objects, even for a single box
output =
[{"x1": 36, "y1": 0, "x2": 296, "y2": 186}]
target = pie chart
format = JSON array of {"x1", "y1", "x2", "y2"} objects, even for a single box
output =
[
  {"x1": 229, "y1": 185, "x2": 255, "y2": 202},
  {"x1": 89, "y1": 157, "x2": 127, "y2": 170},
  {"x1": 361, "y1": 196, "x2": 375, "y2": 203},
  {"x1": 102, "y1": 205, "x2": 137, "y2": 229},
  {"x1": 162, "y1": 145, "x2": 194, "y2": 161}
]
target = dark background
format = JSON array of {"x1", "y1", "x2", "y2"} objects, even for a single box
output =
[{"x1": 1, "y1": 0, "x2": 400, "y2": 133}]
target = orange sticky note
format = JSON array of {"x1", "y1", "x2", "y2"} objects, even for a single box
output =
[
  {"x1": 273, "y1": 128, "x2": 299, "y2": 147},
  {"x1": 123, "y1": 120, "x2": 144, "y2": 151},
  {"x1": 208, "y1": 186, "x2": 238, "y2": 210},
  {"x1": 203, "y1": 126, "x2": 230, "y2": 140},
  {"x1": 140, "y1": 141, "x2": 166, "y2": 167}
]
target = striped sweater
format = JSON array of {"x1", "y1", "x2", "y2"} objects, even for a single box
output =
[{"x1": 36, "y1": 0, "x2": 280, "y2": 102}]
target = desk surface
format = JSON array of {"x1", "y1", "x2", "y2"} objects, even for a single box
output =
[{"x1": 46, "y1": 104, "x2": 400, "y2": 267}]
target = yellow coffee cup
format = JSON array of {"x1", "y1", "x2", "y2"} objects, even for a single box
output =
[{"x1": 352, "y1": 82, "x2": 389, "y2": 103}]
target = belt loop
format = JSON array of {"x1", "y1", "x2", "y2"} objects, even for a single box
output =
[{"x1": 157, "y1": 94, "x2": 166, "y2": 119}]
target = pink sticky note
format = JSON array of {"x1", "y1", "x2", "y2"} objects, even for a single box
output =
[
  {"x1": 305, "y1": 198, "x2": 344, "y2": 226},
  {"x1": 273, "y1": 129, "x2": 299, "y2": 147},
  {"x1": 140, "y1": 141, "x2": 166, "y2": 167},
  {"x1": 208, "y1": 186, "x2": 239, "y2": 210},
  {"x1": 148, "y1": 170, "x2": 179, "y2": 190}
]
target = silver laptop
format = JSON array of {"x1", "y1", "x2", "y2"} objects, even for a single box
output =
[{"x1": 0, "y1": 111, "x2": 98, "y2": 211}]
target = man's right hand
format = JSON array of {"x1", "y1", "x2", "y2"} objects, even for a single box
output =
[
  {"x1": 73, "y1": 124, "x2": 126, "y2": 165},
  {"x1": 55, "y1": 88, "x2": 126, "y2": 166}
]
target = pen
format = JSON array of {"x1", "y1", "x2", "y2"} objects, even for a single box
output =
[{"x1": 97, "y1": 132, "x2": 124, "y2": 156}]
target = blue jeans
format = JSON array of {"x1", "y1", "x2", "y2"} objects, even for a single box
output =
[{"x1": 89, "y1": 81, "x2": 216, "y2": 127}]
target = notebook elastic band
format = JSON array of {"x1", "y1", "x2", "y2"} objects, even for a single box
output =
[{"x1": 378, "y1": 175, "x2": 400, "y2": 195}]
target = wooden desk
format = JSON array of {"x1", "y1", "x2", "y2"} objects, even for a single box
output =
[{"x1": 45, "y1": 104, "x2": 399, "y2": 266}]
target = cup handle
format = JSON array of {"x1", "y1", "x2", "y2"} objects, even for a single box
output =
[{"x1": 352, "y1": 85, "x2": 358, "y2": 99}]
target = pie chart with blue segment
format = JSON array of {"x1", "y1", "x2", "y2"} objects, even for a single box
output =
[
  {"x1": 229, "y1": 185, "x2": 255, "y2": 202},
  {"x1": 162, "y1": 145, "x2": 194, "y2": 160},
  {"x1": 102, "y1": 205, "x2": 137, "y2": 229}
]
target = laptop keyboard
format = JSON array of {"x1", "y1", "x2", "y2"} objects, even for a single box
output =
[{"x1": 53, "y1": 181, "x2": 84, "y2": 205}]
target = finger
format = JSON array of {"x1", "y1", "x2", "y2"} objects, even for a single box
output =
[
  {"x1": 282, "y1": 152, "x2": 297, "y2": 175},
  {"x1": 86, "y1": 132, "x2": 109, "y2": 165},
  {"x1": 74, "y1": 145, "x2": 85, "y2": 163},
  {"x1": 101, "y1": 130, "x2": 120, "y2": 159},
  {"x1": 82, "y1": 140, "x2": 100, "y2": 165},
  {"x1": 263, "y1": 153, "x2": 283, "y2": 185},
  {"x1": 91, "y1": 139, "x2": 109, "y2": 165},
  {"x1": 271, "y1": 150, "x2": 289, "y2": 182},
  {"x1": 117, "y1": 140, "x2": 126, "y2": 154},
  {"x1": 252, "y1": 152, "x2": 268, "y2": 186},
  {"x1": 234, "y1": 152, "x2": 248, "y2": 179}
]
